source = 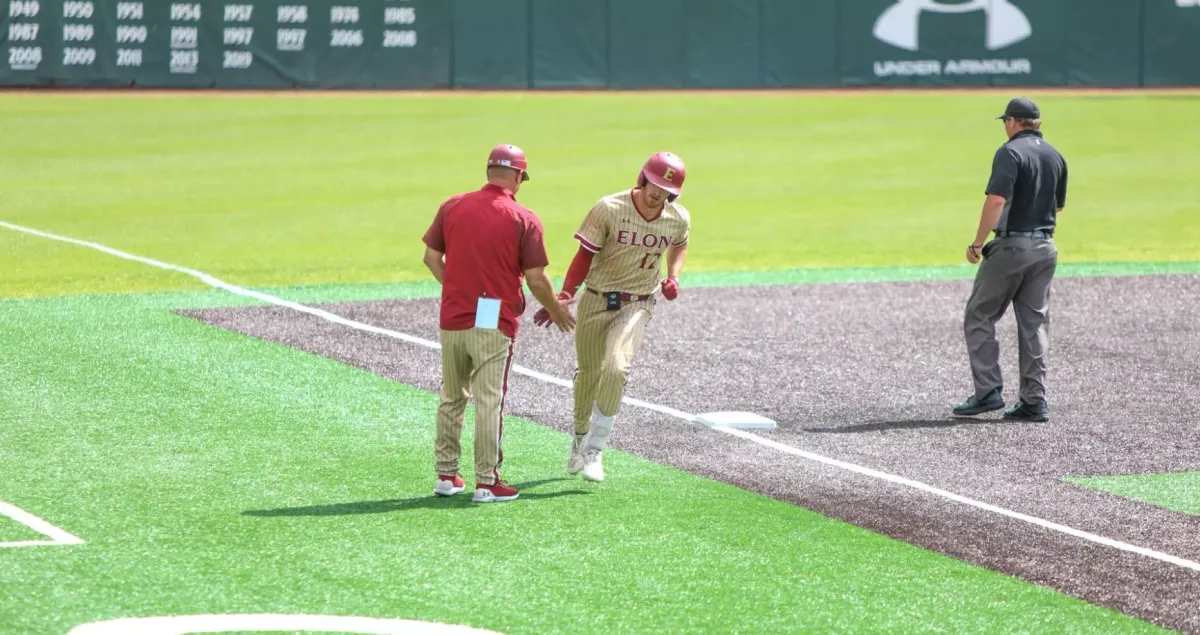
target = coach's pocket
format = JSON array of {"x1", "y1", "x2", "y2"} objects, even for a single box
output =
[{"x1": 982, "y1": 240, "x2": 1000, "y2": 259}]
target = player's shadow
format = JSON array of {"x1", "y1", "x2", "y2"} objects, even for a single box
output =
[
  {"x1": 241, "y1": 479, "x2": 588, "y2": 517},
  {"x1": 804, "y1": 418, "x2": 993, "y2": 433}
]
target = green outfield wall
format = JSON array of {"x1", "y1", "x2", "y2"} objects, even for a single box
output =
[{"x1": 3, "y1": 0, "x2": 1198, "y2": 89}]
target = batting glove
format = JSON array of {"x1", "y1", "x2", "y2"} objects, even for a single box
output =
[
  {"x1": 533, "y1": 291, "x2": 572, "y2": 327},
  {"x1": 661, "y1": 276, "x2": 680, "y2": 301}
]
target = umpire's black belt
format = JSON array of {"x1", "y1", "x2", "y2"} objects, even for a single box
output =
[
  {"x1": 994, "y1": 230, "x2": 1053, "y2": 239},
  {"x1": 586, "y1": 288, "x2": 653, "y2": 302}
]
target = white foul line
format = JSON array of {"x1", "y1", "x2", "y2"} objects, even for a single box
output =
[
  {"x1": 0, "y1": 500, "x2": 84, "y2": 548},
  {"x1": 714, "y1": 427, "x2": 1200, "y2": 571},
  {"x1": 3, "y1": 219, "x2": 1198, "y2": 573},
  {"x1": 67, "y1": 613, "x2": 501, "y2": 635}
]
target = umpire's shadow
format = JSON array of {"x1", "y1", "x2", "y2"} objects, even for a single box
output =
[{"x1": 241, "y1": 478, "x2": 588, "y2": 517}]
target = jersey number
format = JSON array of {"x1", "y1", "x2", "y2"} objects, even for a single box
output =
[{"x1": 639, "y1": 252, "x2": 662, "y2": 270}]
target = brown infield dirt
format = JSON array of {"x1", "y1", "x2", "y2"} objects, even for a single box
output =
[{"x1": 178, "y1": 274, "x2": 1200, "y2": 633}]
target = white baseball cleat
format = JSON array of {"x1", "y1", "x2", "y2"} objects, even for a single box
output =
[
  {"x1": 581, "y1": 449, "x2": 604, "y2": 482},
  {"x1": 433, "y1": 474, "x2": 465, "y2": 497},
  {"x1": 566, "y1": 434, "x2": 586, "y2": 475}
]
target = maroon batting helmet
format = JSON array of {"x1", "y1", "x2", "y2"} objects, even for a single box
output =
[
  {"x1": 638, "y1": 151, "x2": 685, "y2": 200},
  {"x1": 487, "y1": 144, "x2": 530, "y2": 182}
]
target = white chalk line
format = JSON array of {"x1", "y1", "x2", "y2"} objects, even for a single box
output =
[
  {"x1": 715, "y1": 427, "x2": 1200, "y2": 571},
  {"x1": 3, "y1": 219, "x2": 1197, "y2": 574},
  {"x1": 0, "y1": 500, "x2": 84, "y2": 548},
  {"x1": 67, "y1": 614, "x2": 501, "y2": 634}
]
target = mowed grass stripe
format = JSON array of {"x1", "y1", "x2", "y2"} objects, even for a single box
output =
[
  {"x1": 2, "y1": 93, "x2": 1199, "y2": 298},
  {"x1": 0, "y1": 291, "x2": 1163, "y2": 633},
  {"x1": 4, "y1": 241, "x2": 1197, "y2": 307}
]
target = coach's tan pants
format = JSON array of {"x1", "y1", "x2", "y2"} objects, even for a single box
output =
[
  {"x1": 572, "y1": 290, "x2": 654, "y2": 435},
  {"x1": 435, "y1": 328, "x2": 514, "y2": 486}
]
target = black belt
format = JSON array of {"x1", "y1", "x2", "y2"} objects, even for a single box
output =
[
  {"x1": 994, "y1": 230, "x2": 1053, "y2": 239},
  {"x1": 586, "y1": 288, "x2": 653, "y2": 302}
]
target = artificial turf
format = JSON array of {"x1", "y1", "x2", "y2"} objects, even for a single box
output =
[
  {"x1": 2, "y1": 92, "x2": 1198, "y2": 298},
  {"x1": 1067, "y1": 472, "x2": 1200, "y2": 517},
  {"x1": 3, "y1": 90, "x2": 1193, "y2": 633},
  {"x1": 0, "y1": 288, "x2": 1164, "y2": 633}
]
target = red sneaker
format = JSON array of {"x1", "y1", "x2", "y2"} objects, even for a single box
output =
[
  {"x1": 433, "y1": 474, "x2": 464, "y2": 497},
  {"x1": 472, "y1": 480, "x2": 519, "y2": 503}
]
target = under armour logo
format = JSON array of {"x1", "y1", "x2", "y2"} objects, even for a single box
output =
[
  {"x1": 873, "y1": 0, "x2": 1032, "y2": 52},
  {"x1": 662, "y1": 167, "x2": 676, "y2": 181}
]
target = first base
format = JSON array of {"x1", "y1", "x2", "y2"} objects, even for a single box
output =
[{"x1": 694, "y1": 411, "x2": 777, "y2": 430}]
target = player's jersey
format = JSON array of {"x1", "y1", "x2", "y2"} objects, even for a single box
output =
[{"x1": 573, "y1": 189, "x2": 691, "y2": 296}]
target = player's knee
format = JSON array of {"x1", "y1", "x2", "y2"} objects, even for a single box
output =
[{"x1": 600, "y1": 356, "x2": 630, "y2": 381}]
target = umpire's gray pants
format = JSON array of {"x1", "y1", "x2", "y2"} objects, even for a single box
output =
[{"x1": 964, "y1": 236, "x2": 1058, "y2": 406}]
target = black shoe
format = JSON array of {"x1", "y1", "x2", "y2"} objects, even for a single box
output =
[
  {"x1": 952, "y1": 388, "x2": 1004, "y2": 416},
  {"x1": 1003, "y1": 401, "x2": 1049, "y2": 422}
]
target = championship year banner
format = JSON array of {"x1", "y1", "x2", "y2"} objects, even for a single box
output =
[{"x1": 1, "y1": 0, "x2": 451, "y2": 88}]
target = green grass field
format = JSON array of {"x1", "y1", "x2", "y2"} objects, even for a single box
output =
[
  {"x1": 2, "y1": 92, "x2": 1198, "y2": 297},
  {"x1": 2, "y1": 91, "x2": 1197, "y2": 634},
  {"x1": 1068, "y1": 473, "x2": 1200, "y2": 517},
  {"x1": 1, "y1": 290, "x2": 1164, "y2": 634}
]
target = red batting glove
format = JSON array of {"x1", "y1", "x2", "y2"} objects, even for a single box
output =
[
  {"x1": 533, "y1": 291, "x2": 572, "y2": 327},
  {"x1": 661, "y1": 276, "x2": 680, "y2": 301}
]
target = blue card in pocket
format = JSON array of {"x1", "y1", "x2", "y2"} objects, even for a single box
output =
[{"x1": 475, "y1": 297, "x2": 502, "y2": 329}]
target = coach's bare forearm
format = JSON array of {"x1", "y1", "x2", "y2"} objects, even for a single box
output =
[
  {"x1": 423, "y1": 249, "x2": 445, "y2": 284},
  {"x1": 526, "y1": 271, "x2": 565, "y2": 317},
  {"x1": 665, "y1": 244, "x2": 688, "y2": 278}
]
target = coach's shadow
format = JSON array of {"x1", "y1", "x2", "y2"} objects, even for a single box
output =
[
  {"x1": 804, "y1": 418, "x2": 993, "y2": 433},
  {"x1": 241, "y1": 479, "x2": 588, "y2": 517}
]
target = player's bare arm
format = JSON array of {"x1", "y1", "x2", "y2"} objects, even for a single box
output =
[
  {"x1": 526, "y1": 266, "x2": 576, "y2": 333},
  {"x1": 665, "y1": 243, "x2": 687, "y2": 278},
  {"x1": 661, "y1": 243, "x2": 687, "y2": 300},
  {"x1": 423, "y1": 246, "x2": 445, "y2": 283}
]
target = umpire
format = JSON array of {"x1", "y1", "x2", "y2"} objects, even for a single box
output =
[{"x1": 952, "y1": 97, "x2": 1068, "y2": 422}]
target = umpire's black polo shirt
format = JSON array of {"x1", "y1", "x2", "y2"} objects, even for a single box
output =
[{"x1": 985, "y1": 129, "x2": 1068, "y2": 234}]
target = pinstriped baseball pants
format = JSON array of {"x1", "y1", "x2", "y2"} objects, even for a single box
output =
[
  {"x1": 435, "y1": 328, "x2": 514, "y2": 485},
  {"x1": 572, "y1": 291, "x2": 655, "y2": 434}
]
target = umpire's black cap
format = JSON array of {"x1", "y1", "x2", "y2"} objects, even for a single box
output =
[{"x1": 997, "y1": 97, "x2": 1040, "y2": 120}]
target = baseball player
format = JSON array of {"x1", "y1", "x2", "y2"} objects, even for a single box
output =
[
  {"x1": 423, "y1": 144, "x2": 575, "y2": 503},
  {"x1": 533, "y1": 151, "x2": 691, "y2": 482}
]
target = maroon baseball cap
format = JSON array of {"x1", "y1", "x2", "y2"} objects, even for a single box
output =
[{"x1": 487, "y1": 144, "x2": 530, "y2": 182}]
